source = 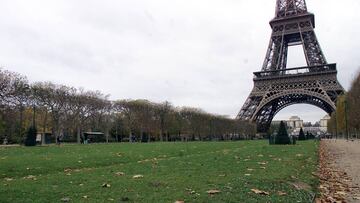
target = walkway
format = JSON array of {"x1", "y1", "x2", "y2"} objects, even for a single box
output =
[{"x1": 318, "y1": 139, "x2": 360, "y2": 203}]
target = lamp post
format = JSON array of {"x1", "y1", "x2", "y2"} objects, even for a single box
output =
[{"x1": 344, "y1": 98, "x2": 349, "y2": 140}]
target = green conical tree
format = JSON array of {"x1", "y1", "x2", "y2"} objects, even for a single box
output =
[
  {"x1": 24, "y1": 126, "x2": 37, "y2": 146},
  {"x1": 275, "y1": 121, "x2": 291, "y2": 145},
  {"x1": 298, "y1": 128, "x2": 306, "y2": 140}
]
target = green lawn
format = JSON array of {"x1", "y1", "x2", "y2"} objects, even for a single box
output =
[{"x1": 0, "y1": 141, "x2": 318, "y2": 203}]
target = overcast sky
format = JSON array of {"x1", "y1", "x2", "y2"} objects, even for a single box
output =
[{"x1": 1, "y1": 0, "x2": 359, "y2": 123}]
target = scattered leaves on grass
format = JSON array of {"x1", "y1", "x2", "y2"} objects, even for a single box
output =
[
  {"x1": 23, "y1": 175, "x2": 37, "y2": 180},
  {"x1": 115, "y1": 172, "x2": 125, "y2": 176},
  {"x1": 132, "y1": 175, "x2": 144, "y2": 179},
  {"x1": 102, "y1": 183, "x2": 111, "y2": 188},
  {"x1": 251, "y1": 189, "x2": 270, "y2": 195},
  {"x1": 207, "y1": 189, "x2": 221, "y2": 195},
  {"x1": 4, "y1": 177, "x2": 13, "y2": 181}
]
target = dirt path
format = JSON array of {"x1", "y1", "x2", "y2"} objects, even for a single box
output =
[{"x1": 319, "y1": 139, "x2": 360, "y2": 203}]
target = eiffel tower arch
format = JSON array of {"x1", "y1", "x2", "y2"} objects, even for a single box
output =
[{"x1": 237, "y1": 0, "x2": 344, "y2": 132}]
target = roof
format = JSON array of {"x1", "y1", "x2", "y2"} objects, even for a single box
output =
[{"x1": 289, "y1": 116, "x2": 301, "y2": 120}]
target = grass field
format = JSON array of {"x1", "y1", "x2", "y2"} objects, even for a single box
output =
[{"x1": 0, "y1": 141, "x2": 318, "y2": 203}]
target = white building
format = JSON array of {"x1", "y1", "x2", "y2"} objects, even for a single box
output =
[
  {"x1": 287, "y1": 116, "x2": 304, "y2": 130},
  {"x1": 320, "y1": 115, "x2": 331, "y2": 132}
]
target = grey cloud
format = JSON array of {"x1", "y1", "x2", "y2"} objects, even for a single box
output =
[{"x1": 0, "y1": 0, "x2": 359, "y2": 123}]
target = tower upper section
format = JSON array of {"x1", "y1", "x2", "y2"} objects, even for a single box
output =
[{"x1": 275, "y1": 0, "x2": 308, "y2": 18}]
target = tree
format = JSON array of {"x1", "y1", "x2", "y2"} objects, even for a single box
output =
[
  {"x1": 298, "y1": 128, "x2": 306, "y2": 140},
  {"x1": 275, "y1": 121, "x2": 291, "y2": 145},
  {"x1": 24, "y1": 126, "x2": 37, "y2": 146}
]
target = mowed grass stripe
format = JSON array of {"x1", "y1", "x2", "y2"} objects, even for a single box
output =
[{"x1": 0, "y1": 141, "x2": 318, "y2": 203}]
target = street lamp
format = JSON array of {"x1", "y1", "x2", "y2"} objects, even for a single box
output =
[{"x1": 344, "y1": 98, "x2": 349, "y2": 140}]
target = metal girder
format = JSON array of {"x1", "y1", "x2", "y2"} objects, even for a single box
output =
[{"x1": 237, "y1": 0, "x2": 344, "y2": 133}]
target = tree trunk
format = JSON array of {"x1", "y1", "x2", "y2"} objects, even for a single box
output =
[
  {"x1": 19, "y1": 105, "x2": 24, "y2": 141},
  {"x1": 42, "y1": 111, "x2": 47, "y2": 145},
  {"x1": 129, "y1": 130, "x2": 132, "y2": 142},
  {"x1": 105, "y1": 128, "x2": 109, "y2": 143},
  {"x1": 159, "y1": 129, "x2": 163, "y2": 142},
  {"x1": 77, "y1": 126, "x2": 81, "y2": 144}
]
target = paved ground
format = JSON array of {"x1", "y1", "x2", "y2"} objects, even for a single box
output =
[{"x1": 323, "y1": 139, "x2": 360, "y2": 202}]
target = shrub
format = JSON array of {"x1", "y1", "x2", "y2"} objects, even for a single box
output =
[
  {"x1": 298, "y1": 128, "x2": 306, "y2": 140},
  {"x1": 275, "y1": 121, "x2": 291, "y2": 145},
  {"x1": 24, "y1": 126, "x2": 37, "y2": 146}
]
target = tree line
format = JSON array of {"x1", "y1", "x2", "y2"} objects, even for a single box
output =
[
  {"x1": 328, "y1": 71, "x2": 360, "y2": 138},
  {"x1": 0, "y1": 68, "x2": 256, "y2": 144}
]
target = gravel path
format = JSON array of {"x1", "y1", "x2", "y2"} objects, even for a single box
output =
[{"x1": 323, "y1": 139, "x2": 360, "y2": 202}]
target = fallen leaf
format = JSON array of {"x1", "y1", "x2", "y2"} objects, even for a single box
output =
[
  {"x1": 218, "y1": 174, "x2": 226, "y2": 177},
  {"x1": 244, "y1": 174, "x2": 251, "y2": 176},
  {"x1": 82, "y1": 195, "x2": 88, "y2": 199},
  {"x1": 257, "y1": 162, "x2": 267, "y2": 165},
  {"x1": 132, "y1": 175, "x2": 144, "y2": 179},
  {"x1": 102, "y1": 183, "x2": 111, "y2": 188},
  {"x1": 174, "y1": 201, "x2": 184, "y2": 203},
  {"x1": 277, "y1": 191, "x2": 287, "y2": 196},
  {"x1": 260, "y1": 167, "x2": 266, "y2": 169},
  {"x1": 247, "y1": 168, "x2": 254, "y2": 171},
  {"x1": 115, "y1": 172, "x2": 125, "y2": 176},
  {"x1": 335, "y1": 191, "x2": 347, "y2": 196},
  {"x1": 207, "y1": 189, "x2": 221, "y2": 195},
  {"x1": 251, "y1": 189, "x2": 269, "y2": 195}
]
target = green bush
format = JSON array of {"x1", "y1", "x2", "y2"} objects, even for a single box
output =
[
  {"x1": 275, "y1": 121, "x2": 291, "y2": 145},
  {"x1": 25, "y1": 126, "x2": 37, "y2": 146},
  {"x1": 298, "y1": 128, "x2": 306, "y2": 140}
]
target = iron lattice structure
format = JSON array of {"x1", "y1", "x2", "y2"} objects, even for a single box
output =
[{"x1": 237, "y1": 0, "x2": 344, "y2": 132}]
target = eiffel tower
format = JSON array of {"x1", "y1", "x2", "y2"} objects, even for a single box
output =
[{"x1": 237, "y1": 0, "x2": 344, "y2": 132}]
